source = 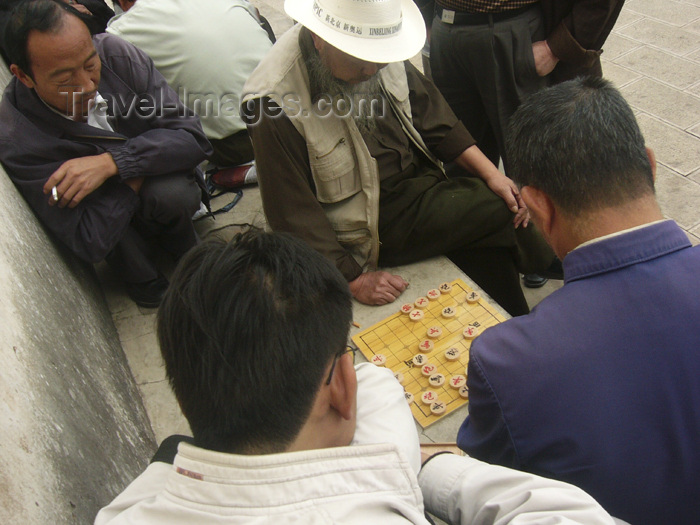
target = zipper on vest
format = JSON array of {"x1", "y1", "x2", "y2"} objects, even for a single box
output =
[{"x1": 315, "y1": 138, "x2": 345, "y2": 159}]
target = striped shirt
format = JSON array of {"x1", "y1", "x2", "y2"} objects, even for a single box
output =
[{"x1": 436, "y1": 0, "x2": 538, "y2": 13}]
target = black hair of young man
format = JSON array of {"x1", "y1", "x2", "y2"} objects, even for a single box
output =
[
  {"x1": 157, "y1": 231, "x2": 353, "y2": 455},
  {"x1": 506, "y1": 76, "x2": 655, "y2": 216},
  {"x1": 2, "y1": 0, "x2": 88, "y2": 77}
]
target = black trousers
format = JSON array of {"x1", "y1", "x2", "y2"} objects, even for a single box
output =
[
  {"x1": 430, "y1": 5, "x2": 547, "y2": 170},
  {"x1": 105, "y1": 172, "x2": 202, "y2": 284},
  {"x1": 208, "y1": 129, "x2": 256, "y2": 168},
  {"x1": 377, "y1": 163, "x2": 553, "y2": 316}
]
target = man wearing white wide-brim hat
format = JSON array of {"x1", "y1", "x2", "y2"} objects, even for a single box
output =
[{"x1": 242, "y1": 0, "x2": 558, "y2": 317}]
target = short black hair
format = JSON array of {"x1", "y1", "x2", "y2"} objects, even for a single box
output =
[
  {"x1": 506, "y1": 76, "x2": 654, "y2": 216},
  {"x1": 3, "y1": 0, "x2": 87, "y2": 77},
  {"x1": 157, "y1": 231, "x2": 353, "y2": 454}
]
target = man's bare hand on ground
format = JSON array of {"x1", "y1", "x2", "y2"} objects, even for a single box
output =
[
  {"x1": 44, "y1": 152, "x2": 118, "y2": 208},
  {"x1": 532, "y1": 40, "x2": 559, "y2": 77},
  {"x1": 349, "y1": 271, "x2": 409, "y2": 305}
]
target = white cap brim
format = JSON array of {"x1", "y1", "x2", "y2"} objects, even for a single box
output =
[{"x1": 284, "y1": 0, "x2": 426, "y2": 63}]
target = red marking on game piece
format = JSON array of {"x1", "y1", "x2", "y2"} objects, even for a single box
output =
[
  {"x1": 463, "y1": 324, "x2": 480, "y2": 339},
  {"x1": 421, "y1": 364, "x2": 437, "y2": 376},
  {"x1": 414, "y1": 297, "x2": 429, "y2": 308},
  {"x1": 421, "y1": 391, "x2": 437, "y2": 404},
  {"x1": 371, "y1": 354, "x2": 386, "y2": 366},
  {"x1": 450, "y1": 375, "x2": 467, "y2": 389}
]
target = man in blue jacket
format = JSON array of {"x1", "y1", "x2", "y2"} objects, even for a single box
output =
[
  {"x1": 458, "y1": 76, "x2": 700, "y2": 525},
  {"x1": 0, "y1": 0, "x2": 212, "y2": 306}
]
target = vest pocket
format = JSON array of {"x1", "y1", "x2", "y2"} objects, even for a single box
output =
[
  {"x1": 308, "y1": 138, "x2": 361, "y2": 203},
  {"x1": 336, "y1": 227, "x2": 372, "y2": 264}
]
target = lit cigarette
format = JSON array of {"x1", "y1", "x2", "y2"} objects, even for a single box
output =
[{"x1": 51, "y1": 186, "x2": 58, "y2": 201}]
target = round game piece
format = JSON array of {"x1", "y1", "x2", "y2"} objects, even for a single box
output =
[
  {"x1": 458, "y1": 384, "x2": 469, "y2": 399},
  {"x1": 439, "y1": 282, "x2": 452, "y2": 294},
  {"x1": 428, "y1": 373, "x2": 445, "y2": 387},
  {"x1": 371, "y1": 353, "x2": 387, "y2": 366},
  {"x1": 408, "y1": 309, "x2": 425, "y2": 322},
  {"x1": 444, "y1": 347, "x2": 461, "y2": 361},
  {"x1": 400, "y1": 303, "x2": 414, "y2": 314},
  {"x1": 449, "y1": 375, "x2": 467, "y2": 389},
  {"x1": 421, "y1": 390, "x2": 438, "y2": 405},
  {"x1": 466, "y1": 291, "x2": 481, "y2": 304},
  {"x1": 430, "y1": 401, "x2": 447, "y2": 415},
  {"x1": 394, "y1": 371, "x2": 405, "y2": 385},
  {"x1": 426, "y1": 326, "x2": 442, "y2": 339},
  {"x1": 414, "y1": 297, "x2": 429, "y2": 309},
  {"x1": 421, "y1": 363, "x2": 437, "y2": 377},
  {"x1": 404, "y1": 391, "x2": 414, "y2": 404},
  {"x1": 463, "y1": 324, "x2": 480, "y2": 340},
  {"x1": 412, "y1": 353, "x2": 427, "y2": 367},
  {"x1": 418, "y1": 339, "x2": 434, "y2": 353},
  {"x1": 441, "y1": 306, "x2": 456, "y2": 318},
  {"x1": 426, "y1": 289, "x2": 441, "y2": 300}
]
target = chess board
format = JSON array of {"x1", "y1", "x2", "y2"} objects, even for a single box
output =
[{"x1": 351, "y1": 279, "x2": 507, "y2": 427}]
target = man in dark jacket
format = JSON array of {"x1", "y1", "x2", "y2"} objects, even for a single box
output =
[
  {"x1": 0, "y1": 0, "x2": 114, "y2": 64},
  {"x1": 427, "y1": 0, "x2": 624, "y2": 287},
  {"x1": 0, "y1": 0, "x2": 212, "y2": 306},
  {"x1": 457, "y1": 76, "x2": 700, "y2": 525}
]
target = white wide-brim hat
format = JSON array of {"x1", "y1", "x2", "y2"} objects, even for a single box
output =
[{"x1": 284, "y1": 0, "x2": 426, "y2": 63}]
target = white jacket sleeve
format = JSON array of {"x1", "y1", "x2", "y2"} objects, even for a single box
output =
[
  {"x1": 351, "y1": 362, "x2": 422, "y2": 475},
  {"x1": 94, "y1": 462, "x2": 172, "y2": 524},
  {"x1": 418, "y1": 454, "x2": 620, "y2": 525}
]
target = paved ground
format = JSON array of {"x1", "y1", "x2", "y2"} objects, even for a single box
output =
[{"x1": 102, "y1": 0, "x2": 700, "y2": 445}]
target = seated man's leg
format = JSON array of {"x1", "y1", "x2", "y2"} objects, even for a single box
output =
[
  {"x1": 208, "y1": 130, "x2": 255, "y2": 167},
  {"x1": 105, "y1": 224, "x2": 160, "y2": 284},
  {"x1": 445, "y1": 246, "x2": 527, "y2": 316},
  {"x1": 134, "y1": 171, "x2": 202, "y2": 260},
  {"x1": 105, "y1": 224, "x2": 168, "y2": 308},
  {"x1": 377, "y1": 168, "x2": 553, "y2": 316}
]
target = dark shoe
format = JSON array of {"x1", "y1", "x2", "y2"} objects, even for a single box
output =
[
  {"x1": 523, "y1": 274, "x2": 548, "y2": 288},
  {"x1": 124, "y1": 275, "x2": 169, "y2": 308},
  {"x1": 539, "y1": 257, "x2": 564, "y2": 280},
  {"x1": 522, "y1": 258, "x2": 564, "y2": 288}
]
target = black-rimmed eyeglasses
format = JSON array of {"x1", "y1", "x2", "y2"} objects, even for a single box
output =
[{"x1": 325, "y1": 345, "x2": 356, "y2": 385}]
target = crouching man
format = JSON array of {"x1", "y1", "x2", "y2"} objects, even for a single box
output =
[{"x1": 0, "y1": 0, "x2": 212, "y2": 306}]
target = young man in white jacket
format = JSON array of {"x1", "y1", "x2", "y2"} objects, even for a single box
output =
[{"x1": 95, "y1": 231, "x2": 616, "y2": 524}]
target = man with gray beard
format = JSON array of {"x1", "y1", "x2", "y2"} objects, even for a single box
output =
[
  {"x1": 242, "y1": 0, "x2": 558, "y2": 316},
  {"x1": 303, "y1": 49, "x2": 382, "y2": 134}
]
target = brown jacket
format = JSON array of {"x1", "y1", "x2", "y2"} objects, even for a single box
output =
[{"x1": 540, "y1": 0, "x2": 625, "y2": 82}]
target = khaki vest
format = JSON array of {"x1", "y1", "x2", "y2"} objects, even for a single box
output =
[{"x1": 243, "y1": 24, "x2": 442, "y2": 271}]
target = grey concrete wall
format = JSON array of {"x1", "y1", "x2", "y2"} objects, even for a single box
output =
[{"x1": 0, "y1": 63, "x2": 156, "y2": 523}]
